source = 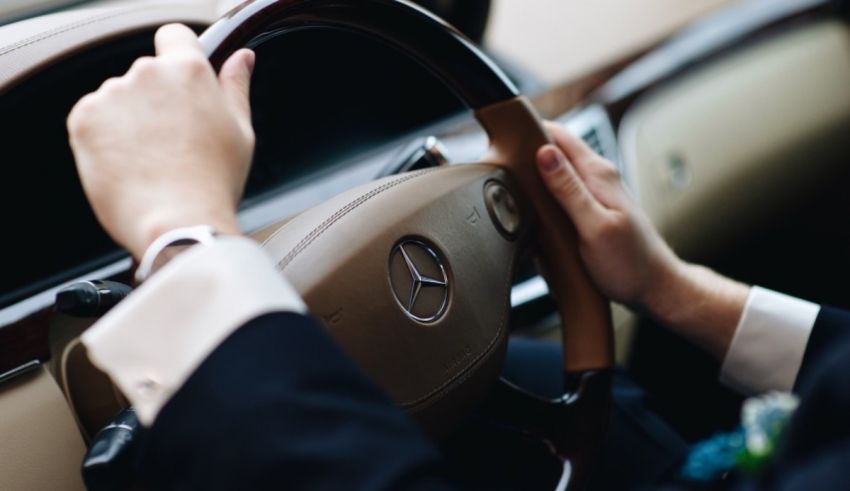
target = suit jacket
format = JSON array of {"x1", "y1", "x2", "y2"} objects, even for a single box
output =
[{"x1": 136, "y1": 308, "x2": 850, "y2": 490}]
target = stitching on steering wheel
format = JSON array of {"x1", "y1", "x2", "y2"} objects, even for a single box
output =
[{"x1": 269, "y1": 168, "x2": 437, "y2": 271}]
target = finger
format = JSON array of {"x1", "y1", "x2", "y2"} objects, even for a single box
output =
[
  {"x1": 543, "y1": 121, "x2": 604, "y2": 180},
  {"x1": 218, "y1": 49, "x2": 255, "y2": 127},
  {"x1": 128, "y1": 56, "x2": 155, "y2": 74},
  {"x1": 537, "y1": 144, "x2": 607, "y2": 237},
  {"x1": 97, "y1": 76, "x2": 123, "y2": 92},
  {"x1": 67, "y1": 92, "x2": 98, "y2": 140},
  {"x1": 543, "y1": 122, "x2": 627, "y2": 209},
  {"x1": 543, "y1": 121, "x2": 595, "y2": 161},
  {"x1": 154, "y1": 24, "x2": 203, "y2": 58}
]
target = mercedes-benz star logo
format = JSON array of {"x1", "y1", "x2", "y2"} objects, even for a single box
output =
[{"x1": 388, "y1": 240, "x2": 449, "y2": 323}]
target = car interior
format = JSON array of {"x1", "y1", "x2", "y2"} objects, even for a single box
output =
[{"x1": 0, "y1": 0, "x2": 848, "y2": 489}]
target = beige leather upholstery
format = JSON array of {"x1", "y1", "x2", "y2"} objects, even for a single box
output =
[
  {"x1": 0, "y1": 0, "x2": 217, "y2": 90},
  {"x1": 259, "y1": 166, "x2": 522, "y2": 436},
  {"x1": 621, "y1": 21, "x2": 850, "y2": 256},
  {"x1": 0, "y1": 367, "x2": 87, "y2": 491},
  {"x1": 487, "y1": 0, "x2": 731, "y2": 85}
]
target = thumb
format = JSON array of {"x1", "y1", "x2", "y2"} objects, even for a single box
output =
[
  {"x1": 218, "y1": 49, "x2": 255, "y2": 128},
  {"x1": 536, "y1": 144, "x2": 606, "y2": 237}
]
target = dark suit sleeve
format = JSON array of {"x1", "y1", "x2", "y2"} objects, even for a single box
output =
[
  {"x1": 793, "y1": 306, "x2": 850, "y2": 393},
  {"x1": 137, "y1": 312, "x2": 457, "y2": 491}
]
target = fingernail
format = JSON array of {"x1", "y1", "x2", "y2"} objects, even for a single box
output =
[{"x1": 540, "y1": 145, "x2": 562, "y2": 172}]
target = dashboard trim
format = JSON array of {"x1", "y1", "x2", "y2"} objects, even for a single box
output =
[
  {"x1": 0, "y1": 1, "x2": 216, "y2": 91},
  {"x1": 595, "y1": 0, "x2": 829, "y2": 104},
  {"x1": 0, "y1": 360, "x2": 40, "y2": 386}
]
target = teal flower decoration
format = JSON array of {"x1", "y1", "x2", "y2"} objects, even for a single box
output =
[
  {"x1": 680, "y1": 430, "x2": 745, "y2": 482},
  {"x1": 680, "y1": 392, "x2": 799, "y2": 482}
]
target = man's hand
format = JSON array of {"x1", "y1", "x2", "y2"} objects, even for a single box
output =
[
  {"x1": 535, "y1": 122, "x2": 682, "y2": 310},
  {"x1": 68, "y1": 24, "x2": 256, "y2": 259},
  {"x1": 536, "y1": 122, "x2": 749, "y2": 358}
]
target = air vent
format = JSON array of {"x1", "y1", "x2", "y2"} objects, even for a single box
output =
[
  {"x1": 582, "y1": 128, "x2": 605, "y2": 156},
  {"x1": 560, "y1": 104, "x2": 620, "y2": 167}
]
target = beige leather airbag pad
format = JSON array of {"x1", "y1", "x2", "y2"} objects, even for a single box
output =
[{"x1": 258, "y1": 164, "x2": 527, "y2": 434}]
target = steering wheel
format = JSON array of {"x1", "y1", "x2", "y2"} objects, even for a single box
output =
[{"x1": 200, "y1": 0, "x2": 613, "y2": 487}]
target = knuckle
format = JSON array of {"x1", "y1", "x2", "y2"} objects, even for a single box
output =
[
  {"x1": 66, "y1": 112, "x2": 84, "y2": 137},
  {"x1": 240, "y1": 125, "x2": 256, "y2": 148},
  {"x1": 560, "y1": 182, "x2": 583, "y2": 201},
  {"x1": 155, "y1": 23, "x2": 184, "y2": 41},
  {"x1": 97, "y1": 75, "x2": 131, "y2": 97},
  {"x1": 575, "y1": 153, "x2": 597, "y2": 168},
  {"x1": 590, "y1": 216, "x2": 621, "y2": 242},
  {"x1": 178, "y1": 54, "x2": 211, "y2": 77},
  {"x1": 99, "y1": 77, "x2": 122, "y2": 92},
  {"x1": 605, "y1": 213, "x2": 628, "y2": 235},
  {"x1": 129, "y1": 56, "x2": 157, "y2": 77},
  {"x1": 542, "y1": 120, "x2": 562, "y2": 138},
  {"x1": 156, "y1": 23, "x2": 175, "y2": 37},
  {"x1": 572, "y1": 153, "x2": 597, "y2": 169},
  {"x1": 67, "y1": 96, "x2": 96, "y2": 135},
  {"x1": 585, "y1": 179, "x2": 606, "y2": 198},
  {"x1": 553, "y1": 176, "x2": 595, "y2": 215},
  {"x1": 597, "y1": 160, "x2": 621, "y2": 181},
  {"x1": 549, "y1": 173, "x2": 572, "y2": 194},
  {"x1": 552, "y1": 172, "x2": 583, "y2": 198}
]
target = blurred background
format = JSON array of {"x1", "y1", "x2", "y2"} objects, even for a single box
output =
[
  {"x1": 488, "y1": 0, "x2": 730, "y2": 83},
  {"x1": 2, "y1": 1, "x2": 733, "y2": 85}
]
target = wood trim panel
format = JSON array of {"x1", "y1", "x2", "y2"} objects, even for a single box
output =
[{"x1": 0, "y1": 310, "x2": 50, "y2": 377}]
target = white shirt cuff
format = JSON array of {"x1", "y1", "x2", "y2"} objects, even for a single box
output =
[
  {"x1": 82, "y1": 236, "x2": 306, "y2": 426},
  {"x1": 720, "y1": 286, "x2": 819, "y2": 395}
]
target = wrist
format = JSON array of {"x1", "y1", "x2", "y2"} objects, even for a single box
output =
[
  {"x1": 131, "y1": 210, "x2": 240, "y2": 260},
  {"x1": 640, "y1": 258, "x2": 693, "y2": 322},
  {"x1": 135, "y1": 224, "x2": 229, "y2": 283},
  {"x1": 642, "y1": 260, "x2": 750, "y2": 358}
]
